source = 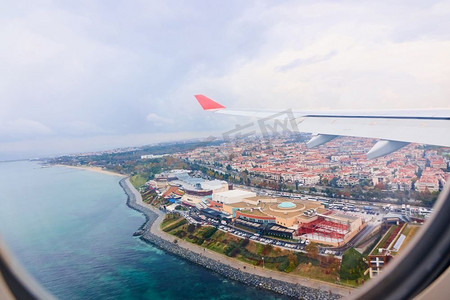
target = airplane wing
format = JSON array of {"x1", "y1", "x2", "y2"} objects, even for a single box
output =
[{"x1": 195, "y1": 94, "x2": 450, "y2": 159}]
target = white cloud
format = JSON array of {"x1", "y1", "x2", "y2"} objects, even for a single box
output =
[
  {"x1": 145, "y1": 113, "x2": 174, "y2": 126},
  {"x1": 0, "y1": 119, "x2": 53, "y2": 138},
  {"x1": 177, "y1": 2, "x2": 450, "y2": 111},
  {"x1": 60, "y1": 121, "x2": 107, "y2": 136}
]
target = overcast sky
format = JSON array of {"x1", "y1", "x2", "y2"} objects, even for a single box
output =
[{"x1": 1, "y1": 0, "x2": 450, "y2": 160}]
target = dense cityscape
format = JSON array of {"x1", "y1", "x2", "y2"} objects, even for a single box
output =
[
  {"x1": 47, "y1": 135, "x2": 449, "y2": 297},
  {"x1": 175, "y1": 136, "x2": 449, "y2": 206}
]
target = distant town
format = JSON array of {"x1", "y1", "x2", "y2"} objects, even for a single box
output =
[
  {"x1": 52, "y1": 135, "x2": 450, "y2": 207},
  {"x1": 173, "y1": 135, "x2": 449, "y2": 206},
  {"x1": 47, "y1": 134, "x2": 450, "y2": 288},
  {"x1": 186, "y1": 136, "x2": 447, "y2": 189}
]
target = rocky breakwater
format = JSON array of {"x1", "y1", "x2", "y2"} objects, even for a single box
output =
[{"x1": 119, "y1": 178, "x2": 341, "y2": 300}]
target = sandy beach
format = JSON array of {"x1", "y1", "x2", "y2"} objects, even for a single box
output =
[
  {"x1": 54, "y1": 164, "x2": 126, "y2": 178},
  {"x1": 122, "y1": 178, "x2": 353, "y2": 298}
]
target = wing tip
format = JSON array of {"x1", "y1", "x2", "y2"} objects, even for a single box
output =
[{"x1": 194, "y1": 94, "x2": 226, "y2": 110}]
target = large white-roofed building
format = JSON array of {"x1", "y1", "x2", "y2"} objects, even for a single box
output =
[
  {"x1": 212, "y1": 190, "x2": 257, "y2": 205},
  {"x1": 200, "y1": 180, "x2": 229, "y2": 193}
]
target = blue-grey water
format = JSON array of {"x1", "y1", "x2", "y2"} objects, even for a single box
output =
[{"x1": 0, "y1": 161, "x2": 287, "y2": 300}]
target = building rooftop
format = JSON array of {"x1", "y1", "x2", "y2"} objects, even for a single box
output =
[
  {"x1": 214, "y1": 189, "x2": 256, "y2": 198},
  {"x1": 236, "y1": 198, "x2": 323, "y2": 220},
  {"x1": 330, "y1": 213, "x2": 360, "y2": 222}
]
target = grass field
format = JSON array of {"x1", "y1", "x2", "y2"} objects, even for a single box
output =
[
  {"x1": 339, "y1": 248, "x2": 368, "y2": 286},
  {"x1": 161, "y1": 215, "x2": 187, "y2": 232},
  {"x1": 130, "y1": 174, "x2": 147, "y2": 188},
  {"x1": 160, "y1": 214, "x2": 183, "y2": 229},
  {"x1": 399, "y1": 225, "x2": 421, "y2": 251},
  {"x1": 371, "y1": 225, "x2": 397, "y2": 255}
]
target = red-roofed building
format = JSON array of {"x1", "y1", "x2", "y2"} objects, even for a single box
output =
[{"x1": 415, "y1": 176, "x2": 439, "y2": 192}]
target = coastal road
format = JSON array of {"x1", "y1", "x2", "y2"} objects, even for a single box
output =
[{"x1": 126, "y1": 179, "x2": 355, "y2": 298}]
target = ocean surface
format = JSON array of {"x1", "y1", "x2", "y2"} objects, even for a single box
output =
[{"x1": 0, "y1": 161, "x2": 287, "y2": 300}]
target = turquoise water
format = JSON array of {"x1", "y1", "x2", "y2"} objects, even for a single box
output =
[
  {"x1": 0, "y1": 161, "x2": 287, "y2": 300},
  {"x1": 278, "y1": 202, "x2": 296, "y2": 209}
]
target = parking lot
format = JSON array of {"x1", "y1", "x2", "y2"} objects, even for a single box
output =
[
  {"x1": 217, "y1": 223, "x2": 308, "y2": 251},
  {"x1": 180, "y1": 209, "x2": 361, "y2": 258},
  {"x1": 183, "y1": 213, "x2": 315, "y2": 253}
]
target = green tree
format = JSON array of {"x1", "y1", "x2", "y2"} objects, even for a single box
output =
[
  {"x1": 340, "y1": 248, "x2": 368, "y2": 281},
  {"x1": 187, "y1": 223, "x2": 196, "y2": 233},
  {"x1": 305, "y1": 243, "x2": 319, "y2": 259}
]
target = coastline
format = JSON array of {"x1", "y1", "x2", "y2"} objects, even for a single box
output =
[
  {"x1": 119, "y1": 178, "x2": 350, "y2": 299},
  {"x1": 53, "y1": 164, "x2": 126, "y2": 178}
]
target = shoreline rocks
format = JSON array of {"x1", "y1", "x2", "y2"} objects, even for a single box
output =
[{"x1": 119, "y1": 178, "x2": 341, "y2": 300}]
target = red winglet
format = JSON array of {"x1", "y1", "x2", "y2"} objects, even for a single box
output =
[{"x1": 194, "y1": 95, "x2": 226, "y2": 110}]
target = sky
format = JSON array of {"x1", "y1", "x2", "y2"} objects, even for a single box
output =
[{"x1": 1, "y1": 0, "x2": 450, "y2": 160}]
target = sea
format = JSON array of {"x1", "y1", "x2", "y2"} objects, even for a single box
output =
[{"x1": 0, "y1": 161, "x2": 288, "y2": 300}]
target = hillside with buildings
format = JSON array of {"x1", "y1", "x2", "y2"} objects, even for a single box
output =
[{"x1": 175, "y1": 136, "x2": 450, "y2": 206}]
